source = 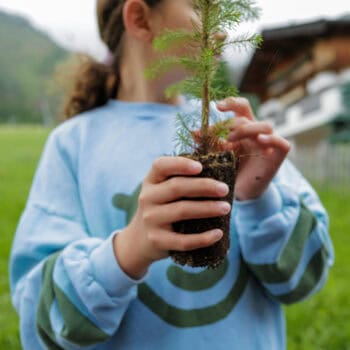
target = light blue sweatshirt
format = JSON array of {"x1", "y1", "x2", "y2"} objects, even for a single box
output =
[{"x1": 10, "y1": 98, "x2": 334, "y2": 350}]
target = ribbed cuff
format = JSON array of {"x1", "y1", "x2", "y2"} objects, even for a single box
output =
[
  {"x1": 90, "y1": 231, "x2": 148, "y2": 297},
  {"x1": 234, "y1": 183, "x2": 283, "y2": 223}
]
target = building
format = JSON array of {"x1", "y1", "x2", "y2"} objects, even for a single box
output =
[{"x1": 240, "y1": 16, "x2": 350, "y2": 153}]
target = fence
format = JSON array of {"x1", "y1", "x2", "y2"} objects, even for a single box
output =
[{"x1": 290, "y1": 144, "x2": 350, "y2": 188}]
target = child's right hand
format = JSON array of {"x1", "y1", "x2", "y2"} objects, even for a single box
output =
[{"x1": 113, "y1": 156, "x2": 231, "y2": 279}]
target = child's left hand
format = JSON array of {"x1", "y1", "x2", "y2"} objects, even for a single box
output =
[{"x1": 216, "y1": 97, "x2": 291, "y2": 201}]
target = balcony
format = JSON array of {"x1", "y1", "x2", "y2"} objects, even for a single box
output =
[{"x1": 258, "y1": 70, "x2": 350, "y2": 139}]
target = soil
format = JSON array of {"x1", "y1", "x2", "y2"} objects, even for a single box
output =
[{"x1": 170, "y1": 150, "x2": 238, "y2": 269}]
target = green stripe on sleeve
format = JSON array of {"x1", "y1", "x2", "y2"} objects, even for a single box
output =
[
  {"x1": 36, "y1": 252, "x2": 64, "y2": 350},
  {"x1": 53, "y1": 284, "x2": 109, "y2": 346},
  {"x1": 247, "y1": 201, "x2": 317, "y2": 284},
  {"x1": 274, "y1": 247, "x2": 327, "y2": 304},
  {"x1": 36, "y1": 251, "x2": 109, "y2": 348}
]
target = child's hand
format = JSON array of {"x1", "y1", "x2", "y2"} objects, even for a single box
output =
[
  {"x1": 113, "y1": 157, "x2": 231, "y2": 279},
  {"x1": 216, "y1": 97, "x2": 291, "y2": 201}
]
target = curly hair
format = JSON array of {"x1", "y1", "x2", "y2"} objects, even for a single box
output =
[{"x1": 62, "y1": 0, "x2": 163, "y2": 119}]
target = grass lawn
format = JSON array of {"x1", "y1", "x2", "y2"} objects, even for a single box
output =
[
  {"x1": 285, "y1": 185, "x2": 350, "y2": 350},
  {"x1": 0, "y1": 125, "x2": 51, "y2": 349},
  {"x1": 0, "y1": 125, "x2": 349, "y2": 349}
]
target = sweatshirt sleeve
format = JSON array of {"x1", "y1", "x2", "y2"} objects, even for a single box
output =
[
  {"x1": 9, "y1": 128, "x2": 146, "y2": 349},
  {"x1": 233, "y1": 159, "x2": 334, "y2": 305}
]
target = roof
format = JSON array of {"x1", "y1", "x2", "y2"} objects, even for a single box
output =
[{"x1": 262, "y1": 16, "x2": 350, "y2": 41}]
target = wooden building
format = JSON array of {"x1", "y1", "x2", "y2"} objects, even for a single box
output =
[{"x1": 240, "y1": 16, "x2": 350, "y2": 150}]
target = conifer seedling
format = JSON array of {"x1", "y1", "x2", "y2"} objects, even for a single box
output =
[{"x1": 146, "y1": 0, "x2": 262, "y2": 268}]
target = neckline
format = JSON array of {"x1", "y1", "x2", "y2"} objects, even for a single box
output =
[{"x1": 107, "y1": 97, "x2": 186, "y2": 112}]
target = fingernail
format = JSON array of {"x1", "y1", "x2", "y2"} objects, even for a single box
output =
[
  {"x1": 258, "y1": 134, "x2": 270, "y2": 142},
  {"x1": 216, "y1": 182, "x2": 229, "y2": 195},
  {"x1": 212, "y1": 229, "x2": 223, "y2": 239},
  {"x1": 190, "y1": 161, "x2": 202, "y2": 172},
  {"x1": 219, "y1": 201, "x2": 231, "y2": 213}
]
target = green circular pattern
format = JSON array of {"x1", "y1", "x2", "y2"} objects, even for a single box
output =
[
  {"x1": 138, "y1": 259, "x2": 248, "y2": 328},
  {"x1": 166, "y1": 259, "x2": 229, "y2": 291}
]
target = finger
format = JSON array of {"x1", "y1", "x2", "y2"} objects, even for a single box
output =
[
  {"x1": 146, "y1": 156, "x2": 202, "y2": 184},
  {"x1": 152, "y1": 229, "x2": 224, "y2": 252},
  {"x1": 226, "y1": 116, "x2": 251, "y2": 133},
  {"x1": 257, "y1": 135, "x2": 291, "y2": 173},
  {"x1": 145, "y1": 200, "x2": 231, "y2": 225},
  {"x1": 191, "y1": 129, "x2": 204, "y2": 144},
  {"x1": 150, "y1": 177, "x2": 229, "y2": 204},
  {"x1": 217, "y1": 140, "x2": 241, "y2": 152},
  {"x1": 216, "y1": 97, "x2": 255, "y2": 121},
  {"x1": 191, "y1": 129, "x2": 200, "y2": 143},
  {"x1": 257, "y1": 134, "x2": 291, "y2": 154},
  {"x1": 228, "y1": 121, "x2": 274, "y2": 142}
]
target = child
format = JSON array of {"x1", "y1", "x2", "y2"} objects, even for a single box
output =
[{"x1": 10, "y1": 0, "x2": 334, "y2": 349}]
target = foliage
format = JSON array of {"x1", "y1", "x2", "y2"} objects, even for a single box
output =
[
  {"x1": 0, "y1": 11, "x2": 68, "y2": 124},
  {"x1": 146, "y1": 0, "x2": 262, "y2": 154}
]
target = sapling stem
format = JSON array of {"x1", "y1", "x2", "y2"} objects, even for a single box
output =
[{"x1": 200, "y1": 0, "x2": 211, "y2": 154}]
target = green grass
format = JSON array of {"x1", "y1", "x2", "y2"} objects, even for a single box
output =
[
  {"x1": 0, "y1": 125, "x2": 51, "y2": 349},
  {"x1": 0, "y1": 126, "x2": 349, "y2": 349},
  {"x1": 285, "y1": 186, "x2": 350, "y2": 350}
]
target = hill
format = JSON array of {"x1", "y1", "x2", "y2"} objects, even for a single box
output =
[{"x1": 0, "y1": 11, "x2": 68, "y2": 124}]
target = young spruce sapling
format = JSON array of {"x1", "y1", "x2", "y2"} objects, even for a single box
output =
[{"x1": 146, "y1": 0, "x2": 262, "y2": 268}]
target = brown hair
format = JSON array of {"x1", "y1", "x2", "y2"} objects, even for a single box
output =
[{"x1": 62, "y1": 0, "x2": 163, "y2": 119}]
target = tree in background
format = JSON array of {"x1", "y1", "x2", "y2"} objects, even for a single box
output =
[{"x1": 0, "y1": 11, "x2": 67, "y2": 125}]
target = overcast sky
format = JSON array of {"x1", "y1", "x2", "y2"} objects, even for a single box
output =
[{"x1": 0, "y1": 0, "x2": 349, "y2": 61}]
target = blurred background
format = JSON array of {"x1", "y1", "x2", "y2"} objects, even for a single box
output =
[{"x1": 0, "y1": 0, "x2": 349, "y2": 349}]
